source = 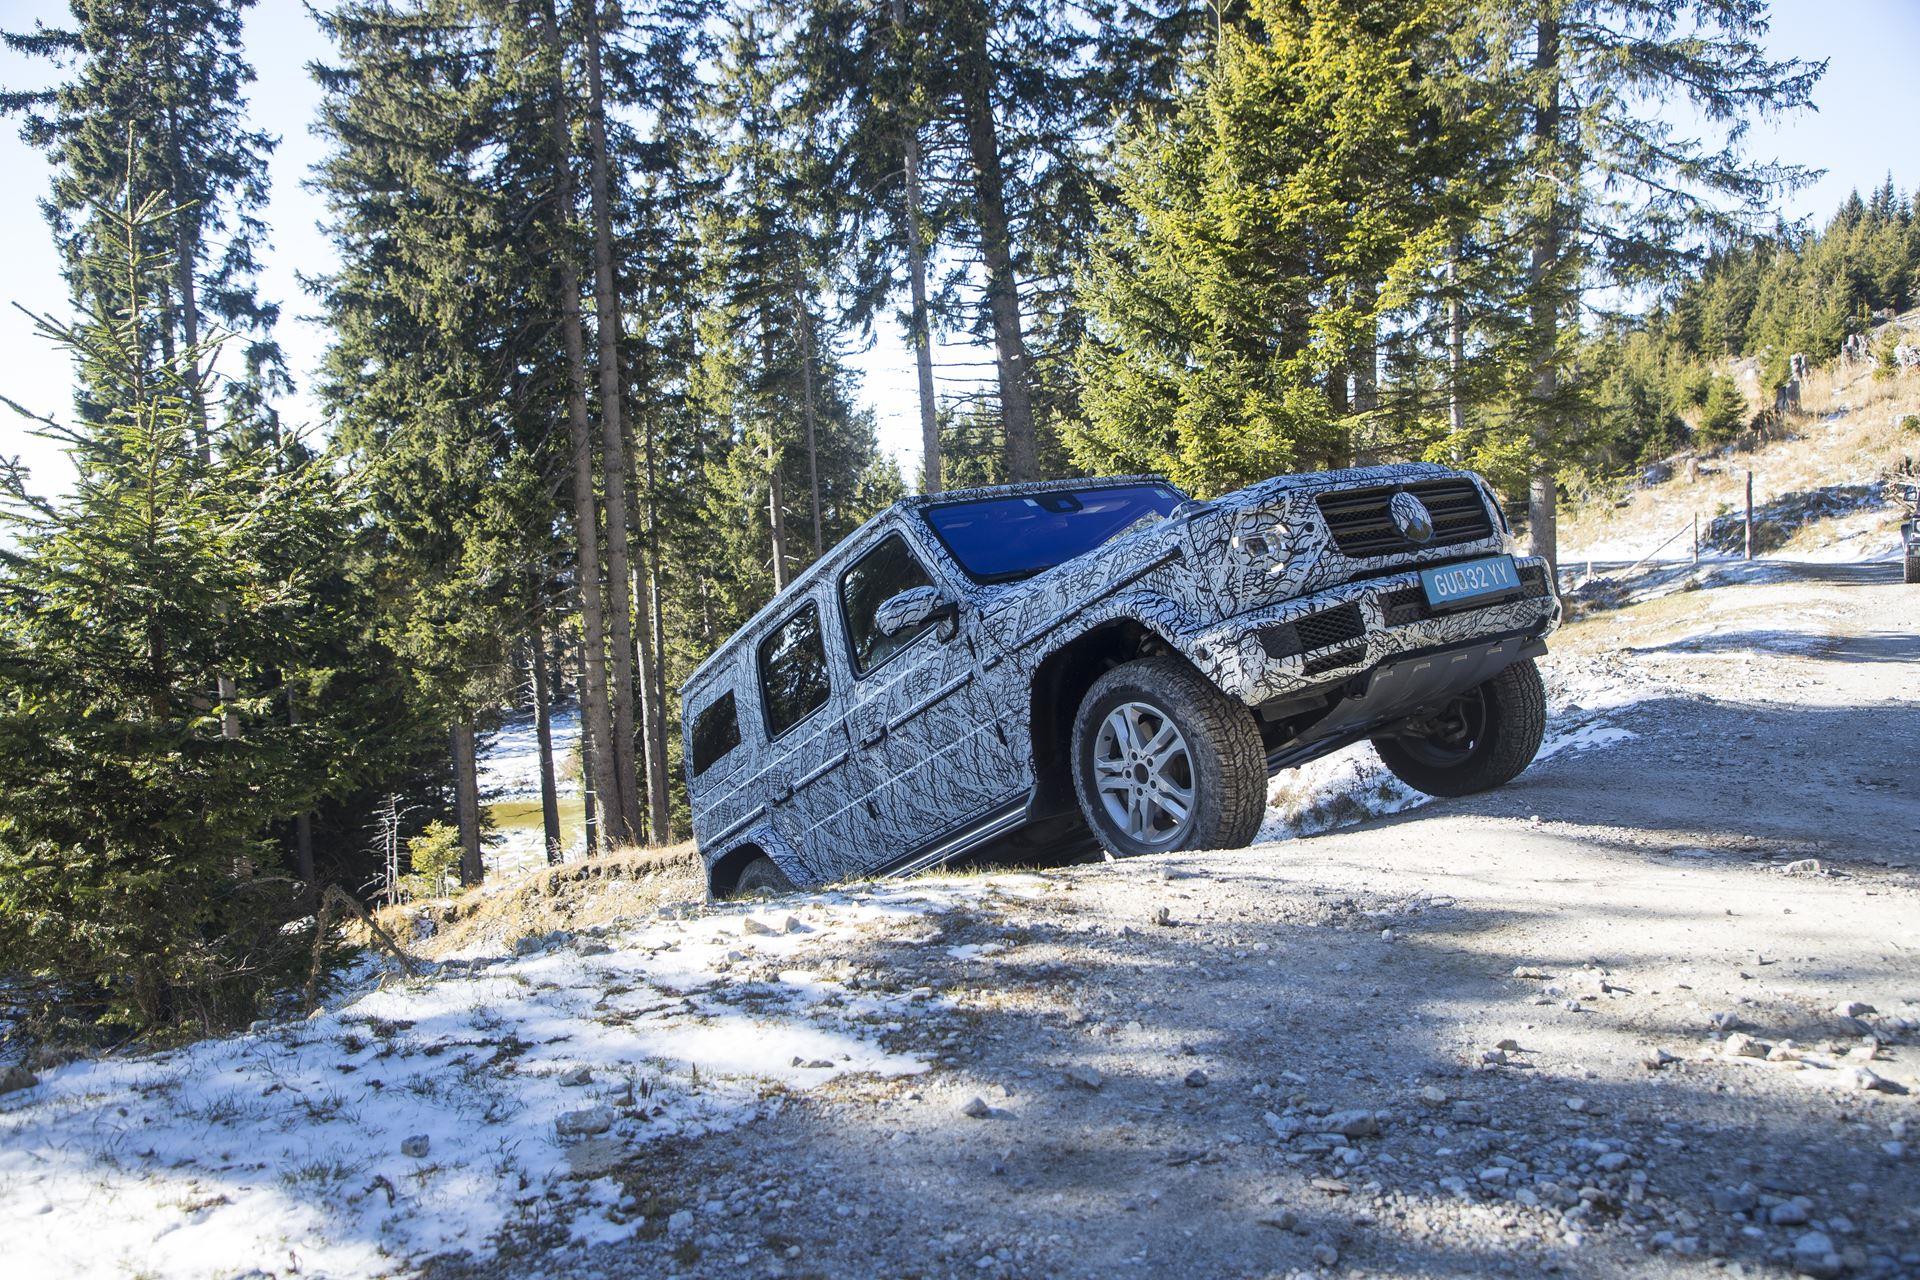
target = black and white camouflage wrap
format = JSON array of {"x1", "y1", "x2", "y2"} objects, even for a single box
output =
[{"x1": 680, "y1": 463, "x2": 1561, "y2": 891}]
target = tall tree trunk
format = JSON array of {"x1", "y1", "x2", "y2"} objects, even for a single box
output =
[
  {"x1": 452, "y1": 720, "x2": 483, "y2": 887},
  {"x1": 635, "y1": 345, "x2": 671, "y2": 842},
  {"x1": 1447, "y1": 252, "x2": 1467, "y2": 455},
  {"x1": 796, "y1": 292, "x2": 824, "y2": 556},
  {"x1": 580, "y1": 0, "x2": 642, "y2": 844},
  {"x1": 169, "y1": 118, "x2": 241, "y2": 741},
  {"x1": 958, "y1": 8, "x2": 1038, "y2": 482},
  {"x1": 1527, "y1": 10, "x2": 1563, "y2": 572},
  {"x1": 891, "y1": 0, "x2": 942, "y2": 494},
  {"x1": 769, "y1": 443, "x2": 790, "y2": 592},
  {"x1": 289, "y1": 687, "x2": 314, "y2": 883},
  {"x1": 1352, "y1": 290, "x2": 1378, "y2": 418},
  {"x1": 538, "y1": 0, "x2": 622, "y2": 847},
  {"x1": 531, "y1": 627, "x2": 563, "y2": 865},
  {"x1": 576, "y1": 660, "x2": 600, "y2": 858}
]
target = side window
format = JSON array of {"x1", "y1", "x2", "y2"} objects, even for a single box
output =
[
  {"x1": 689, "y1": 690, "x2": 741, "y2": 777},
  {"x1": 757, "y1": 603, "x2": 832, "y2": 739},
  {"x1": 840, "y1": 534, "x2": 936, "y2": 675}
]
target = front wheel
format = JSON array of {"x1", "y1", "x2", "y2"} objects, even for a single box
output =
[
  {"x1": 1904, "y1": 549, "x2": 1919, "y2": 584},
  {"x1": 1070, "y1": 657, "x2": 1267, "y2": 859},
  {"x1": 1371, "y1": 658, "x2": 1548, "y2": 798}
]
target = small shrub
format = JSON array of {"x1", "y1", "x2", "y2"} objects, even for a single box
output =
[
  {"x1": 1695, "y1": 375, "x2": 1750, "y2": 444},
  {"x1": 399, "y1": 822, "x2": 462, "y2": 901}
]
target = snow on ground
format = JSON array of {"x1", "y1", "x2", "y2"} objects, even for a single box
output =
[
  {"x1": 477, "y1": 704, "x2": 581, "y2": 801},
  {"x1": 0, "y1": 894, "x2": 956, "y2": 1280}
]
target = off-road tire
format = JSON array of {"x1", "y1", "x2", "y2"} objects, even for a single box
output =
[
  {"x1": 732, "y1": 855, "x2": 793, "y2": 898},
  {"x1": 1905, "y1": 550, "x2": 1920, "y2": 585},
  {"x1": 1070, "y1": 657, "x2": 1267, "y2": 859},
  {"x1": 1372, "y1": 658, "x2": 1547, "y2": 799}
]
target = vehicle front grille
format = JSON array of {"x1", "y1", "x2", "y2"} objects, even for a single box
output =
[
  {"x1": 1258, "y1": 602, "x2": 1364, "y2": 661},
  {"x1": 1315, "y1": 478, "x2": 1494, "y2": 558}
]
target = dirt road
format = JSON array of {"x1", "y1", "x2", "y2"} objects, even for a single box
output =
[
  {"x1": 427, "y1": 564, "x2": 1918, "y2": 1280},
  {"x1": 10, "y1": 565, "x2": 1914, "y2": 1280}
]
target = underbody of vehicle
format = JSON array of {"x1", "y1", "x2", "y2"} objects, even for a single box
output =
[{"x1": 680, "y1": 463, "x2": 1561, "y2": 896}]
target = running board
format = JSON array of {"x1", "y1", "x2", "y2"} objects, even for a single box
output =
[{"x1": 881, "y1": 795, "x2": 1031, "y2": 879}]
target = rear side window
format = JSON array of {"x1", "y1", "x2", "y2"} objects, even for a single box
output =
[
  {"x1": 840, "y1": 534, "x2": 936, "y2": 674},
  {"x1": 689, "y1": 691, "x2": 741, "y2": 777},
  {"x1": 757, "y1": 603, "x2": 832, "y2": 739}
]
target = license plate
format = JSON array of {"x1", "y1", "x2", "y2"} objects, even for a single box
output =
[{"x1": 1420, "y1": 555, "x2": 1521, "y2": 609}]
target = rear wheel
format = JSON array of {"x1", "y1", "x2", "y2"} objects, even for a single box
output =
[
  {"x1": 731, "y1": 855, "x2": 793, "y2": 898},
  {"x1": 1070, "y1": 658, "x2": 1267, "y2": 859},
  {"x1": 1905, "y1": 550, "x2": 1919, "y2": 584},
  {"x1": 1371, "y1": 658, "x2": 1547, "y2": 798}
]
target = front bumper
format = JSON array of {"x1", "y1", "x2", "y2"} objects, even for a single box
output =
[{"x1": 1182, "y1": 556, "x2": 1561, "y2": 706}]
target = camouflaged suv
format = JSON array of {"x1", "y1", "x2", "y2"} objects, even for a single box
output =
[{"x1": 680, "y1": 464, "x2": 1560, "y2": 896}]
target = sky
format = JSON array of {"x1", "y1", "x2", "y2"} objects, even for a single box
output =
[{"x1": 1, "y1": 0, "x2": 1917, "y2": 500}]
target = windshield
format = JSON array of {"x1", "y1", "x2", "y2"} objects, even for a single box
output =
[{"x1": 921, "y1": 482, "x2": 1186, "y2": 583}]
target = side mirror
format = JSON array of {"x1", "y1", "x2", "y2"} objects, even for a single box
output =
[{"x1": 874, "y1": 585, "x2": 958, "y2": 638}]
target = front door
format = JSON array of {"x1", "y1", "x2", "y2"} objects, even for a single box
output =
[{"x1": 837, "y1": 531, "x2": 1026, "y2": 871}]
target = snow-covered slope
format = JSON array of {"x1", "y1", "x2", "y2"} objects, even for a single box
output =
[{"x1": 0, "y1": 892, "x2": 956, "y2": 1278}]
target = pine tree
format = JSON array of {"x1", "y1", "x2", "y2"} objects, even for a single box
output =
[
  {"x1": 1481, "y1": 0, "x2": 1822, "y2": 567},
  {"x1": 0, "y1": 180, "x2": 340, "y2": 1031},
  {"x1": 3, "y1": 0, "x2": 286, "y2": 431},
  {"x1": 1070, "y1": 0, "x2": 1501, "y2": 495}
]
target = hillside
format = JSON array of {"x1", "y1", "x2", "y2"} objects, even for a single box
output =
[{"x1": 1560, "y1": 314, "x2": 1919, "y2": 567}]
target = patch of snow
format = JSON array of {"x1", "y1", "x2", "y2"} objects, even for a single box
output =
[
  {"x1": 0, "y1": 899, "x2": 933, "y2": 1278},
  {"x1": 477, "y1": 704, "x2": 581, "y2": 801}
]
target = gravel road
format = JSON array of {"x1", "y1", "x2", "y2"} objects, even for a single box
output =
[{"x1": 430, "y1": 563, "x2": 1920, "y2": 1280}]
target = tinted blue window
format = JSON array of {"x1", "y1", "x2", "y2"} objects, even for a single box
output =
[{"x1": 921, "y1": 483, "x2": 1185, "y2": 582}]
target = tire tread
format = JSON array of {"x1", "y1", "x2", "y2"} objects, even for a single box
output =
[{"x1": 1070, "y1": 657, "x2": 1267, "y2": 856}]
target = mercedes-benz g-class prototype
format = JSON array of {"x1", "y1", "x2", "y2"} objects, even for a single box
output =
[{"x1": 680, "y1": 464, "x2": 1560, "y2": 896}]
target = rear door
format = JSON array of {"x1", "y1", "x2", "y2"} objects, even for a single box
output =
[{"x1": 750, "y1": 596, "x2": 864, "y2": 884}]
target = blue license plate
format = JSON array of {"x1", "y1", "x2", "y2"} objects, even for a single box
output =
[{"x1": 1420, "y1": 555, "x2": 1521, "y2": 609}]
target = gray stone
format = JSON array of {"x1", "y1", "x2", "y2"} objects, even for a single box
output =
[
  {"x1": 1722, "y1": 1032, "x2": 1768, "y2": 1059},
  {"x1": 0, "y1": 1065, "x2": 38, "y2": 1095},
  {"x1": 1834, "y1": 1000, "x2": 1876, "y2": 1018},
  {"x1": 1844, "y1": 1067, "x2": 1906, "y2": 1094},
  {"x1": 1064, "y1": 1065, "x2": 1104, "y2": 1091},
  {"x1": 667, "y1": 1209, "x2": 695, "y2": 1236},
  {"x1": 1794, "y1": 1231, "x2": 1841, "y2": 1277},
  {"x1": 1768, "y1": 1198, "x2": 1812, "y2": 1226},
  {"x1": 1183, "y1": 1069, "x2": 1209, "y2": 1088},
  {"x1": 400, "y1": 1135, "x2": 431, "y2": 1158},
  {"x1": 559, "y1": 1066, "x2": 594, "y2": 1087},
  {"x1": 556, "y1": 1106, "x2": 616, "y2": 1138},
  {"x1": 961, "y1": 1096, "x2": 994, "y2": 1119},
  {"x1": 1595, "y1": 1152, "x2": 1631, "y2": 1172},
  {"x1": 1323, "y1": 1109, "x2": 1382, "y2": 1137},
  {"x1": 1263, "y1": 1111, "x2": 1302, "y2": 1139}
]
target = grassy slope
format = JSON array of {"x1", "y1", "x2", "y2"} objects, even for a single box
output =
[{"x1": 1559, "y1": 314, "x2": 1920, "y2": 564}]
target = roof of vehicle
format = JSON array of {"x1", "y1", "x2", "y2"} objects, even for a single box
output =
[{"x1": 678, "y1": 474, "x2": 1177, "y2": 699}]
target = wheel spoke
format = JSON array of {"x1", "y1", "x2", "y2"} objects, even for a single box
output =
[{"x1": 1152, "y1": 790, "x2": 1190, "y2": 824}]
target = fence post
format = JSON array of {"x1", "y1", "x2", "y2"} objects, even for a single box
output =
[{"x1": 1744, "y1": 471, "x2": 1755, "y2": 560}]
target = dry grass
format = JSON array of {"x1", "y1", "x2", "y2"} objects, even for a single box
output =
[
  {"x1": 367, "y1": 842, "x2": 705, "y2": 959},
  {"x1": 1559, "y1": 329, "x2": 1920, "y2": 563}
]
